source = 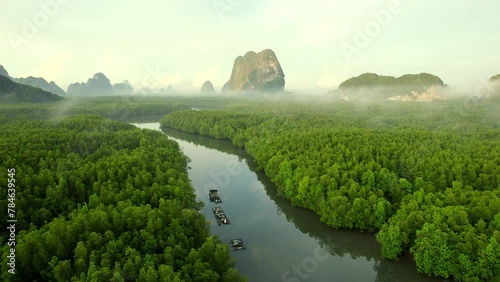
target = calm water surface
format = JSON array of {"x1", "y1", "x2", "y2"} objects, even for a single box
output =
[{"x1": 133, "y1": 122, "x2": 442, "y2": 282}]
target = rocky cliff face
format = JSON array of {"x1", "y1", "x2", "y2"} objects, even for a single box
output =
[
  {"x1": 67, "y1": 73, "x2": 114, "y2": 95},
  {"x1": 222, "y1": 49, "x2": 285, "y2": 93},
  {"x1": 200, "y1": 80, "x2": 216, "y2": 95},
  {"x1": 386, "y1": 86, "x2": 447, "y2": 102}
]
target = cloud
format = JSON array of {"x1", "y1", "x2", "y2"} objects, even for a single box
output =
[
  {"x1": 194, "y1": 66, "x2": 223, "y2": 89},
  {"x1": 23, "y1": 53, "x2": 71, "y2": 81},
  {"x1": 139, "y1": 69, "x2": 187, "y2": 91},
  {"x1": 317, "y1": 71, "x2": 342, "y2": 89},
  {"x1": 316, "y1": 65, "x2": 358, "y2": 89}
]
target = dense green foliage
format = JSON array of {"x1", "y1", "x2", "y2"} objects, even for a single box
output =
[
  {"x1": 0, "y1": 115, "x2": 246, "y2": 281},
  {"x1": 0, "y1": 75, "x2": 63, "y2": 102},
  {"x1": 338, "y1": 73, "x2": 445, "y2": 98},
  {"x1": 160, "y1": 99, "x2": 500, "y2": 281},
  {"x1": 0, "y1": 97, "x2": 191, "y2": 122},
  {"x1": 339, "y1": 72, "x2": 444, "y2": 89}
]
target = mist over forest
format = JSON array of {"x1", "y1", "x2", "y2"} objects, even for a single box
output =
[{"x1": 1, "y1": 1, "x2": 500, "y2": 281}]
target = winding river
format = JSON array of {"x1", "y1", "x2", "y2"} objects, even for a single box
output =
[{"x1": 133, "y1": 122, "x2": 443, "y2": 282}]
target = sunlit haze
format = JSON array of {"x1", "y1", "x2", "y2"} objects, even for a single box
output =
[{"x1": 1, "y1": 0, "x2": 499, "y2": 94}]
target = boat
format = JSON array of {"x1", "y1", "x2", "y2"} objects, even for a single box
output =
[
  {"x1": 212, "y1": 207, "x2": 230, "y2": 225},
  {"x1": 230, "y1": 239, "x2": 246, "y2": 250},
  {"x1": 209, "y1": 189, "x2": 222, "y2": 203}
]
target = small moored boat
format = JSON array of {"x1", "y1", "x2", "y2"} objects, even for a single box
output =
[
  {"x1": 212, "y1": 207, "x2": 230, "y2": 225},
  {"x1": 209, "y1": 189, "x2": 222, "y2": 203},
  {"x1": 230, "y1": 239, "x2": 246, "y2": 250}
]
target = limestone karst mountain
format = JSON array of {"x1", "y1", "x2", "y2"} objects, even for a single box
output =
[
  {"x1": 113, "y1": 80, "x2": 134, "y2": 94},
  {"x1": 222, "y1": 49, "x2": 285, "y2": 93},
  {"x1": 67, "y1": 73, "x2": 114, "y2": 95},
  {"x1": 200, "y1": 81, "x2": 216, "y2": 95},
  {"x1": 337, "y1": 73, "x2": 445, "y2": 101}
]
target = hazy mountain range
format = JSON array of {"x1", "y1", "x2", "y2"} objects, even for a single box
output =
[
  {"x1": 67, "y1": 72, "x2": 115, "y2": 95},
  {"x1": 2, "y1": 51, "x2": 499, "y2": 101},
  {"x1": 0, "y1": 74, "x2": 63, "y2": 102},
  {"x1": 0, "y1": 65, "x2": 65, "y2": 96}
]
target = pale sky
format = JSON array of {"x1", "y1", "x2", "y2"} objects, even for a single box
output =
[{"x1": 1, "y1": 0, "x2": 499, "y2": 94}]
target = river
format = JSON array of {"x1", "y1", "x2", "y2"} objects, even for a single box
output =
[{"x1": 133, "y1": 122, "x2": 443, "y2": 282}]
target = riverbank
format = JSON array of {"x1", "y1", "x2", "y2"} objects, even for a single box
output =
[{"x1": 135, "y1": 122, "x2": 442, "y2": 282}]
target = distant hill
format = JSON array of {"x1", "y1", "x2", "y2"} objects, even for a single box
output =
[
  {"x1": 339, "y1": 73, "x2": 444, "y2": 91},
  {"x1": 200, "y1": 80, "x2": 216, "y2": 95},
  {"x1": 487, "y1": 74, "x2": 500, "y2": 99},
  {"x1": 13, "y1": 76, "x2": 66, "y2": 96},
  {"x1": 338, "y1": 73, "x2": 445, "y2": 101},
  {"x1": 0, "y1": 75, "x2": 63, "y2": 102},
  {"x1": 0, "y1": 65, "x2": 66, "y2": 96},
  {"x1": 222, "y1": 49, "x2": 285, "y2": 93},
  {"x1": 0, "y1": 65, "x2": 11, "y2": 78},
  {"x1": 67, "y1": 73, "x2": 114, "y2": 95},
  {"x1": 490, "y1": 74, "x2": 500, "y2": 82},
  {"x1": 113, "y1": 80, "x2": 134, "y2": 94}
]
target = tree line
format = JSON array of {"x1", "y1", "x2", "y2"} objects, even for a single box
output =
[
  {"x1": 0, "y1": 97, "x2": 191, "y2": 122},
  {"x1": 160, "y1": 99, "x2": 500, "y2": 281},
  {"x1": 0, "y1": 114, "x2": 247, "y2": 281}
]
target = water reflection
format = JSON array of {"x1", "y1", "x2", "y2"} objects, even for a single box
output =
[{"x1": 136, "y1": 123, "x2": 441, "y2": 282}]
